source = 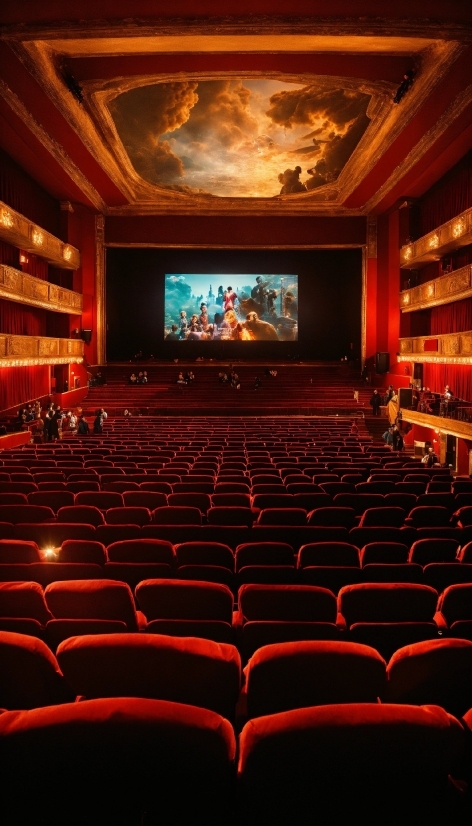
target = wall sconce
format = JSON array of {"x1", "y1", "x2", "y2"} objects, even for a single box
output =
[
  {"x1": 63, "y1": 245, "x2": 73, "y2": 261},
  {"x1": 19, "y1": 253, "x2": 29, "y2": 264},
  {"x1": 32, "y1": 228, "x2": 44, "y2": 246},
  {"x1": 0, "y1": 208, "x2": 13, "y2": 228},
  {"x1": 428, "y1": 234, "x2": 439, "y2": 249}
]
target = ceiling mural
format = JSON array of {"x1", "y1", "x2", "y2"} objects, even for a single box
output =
[{"x1": 109, "y1": 79, "x2": 371, "y2": 198}]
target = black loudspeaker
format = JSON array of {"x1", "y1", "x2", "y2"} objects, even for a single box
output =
[
  {"x1": 376, "y1": 352, "x2": 390, "y2": 374},
  {"x1": 81, "y1": 329, "x2": 92, "y2": 345},
  {"x1": 399, "y1": 388, "x2": 413, "y2": 408},
  {"x1": 413, "y1": 363, "x2": 423, "y2": 382}
]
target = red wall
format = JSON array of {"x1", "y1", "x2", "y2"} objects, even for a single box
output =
[{"x1": 105, "y1": 215, "x2": 366, "y2": 248}]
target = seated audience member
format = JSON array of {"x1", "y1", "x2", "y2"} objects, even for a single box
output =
[
  {"x1": 142, "y1": 371, "x2": 148, "y2": 383},
  {"x1": 124, "y1": 409, "x2": 132, "y2": 417},
  {"x1": 422, "y1": 446, "x2": 439, "y2": 466},
  {"x1": 137, "y1": 372, "x2": 145, "y2": 384},
  {"x1": 254, "y1": 377, "x2": 262, "y2": 389},
  {"x1": 177, "y1": 372, "x2": 186, "y2": 385},
  {"x1": 68, "y1": 411, "x2": 78, "y2": 434},
  {"x1": 0, "y1": 425, "x2": 7, "y2": 436},
  {"x1": 166, "y1": 324, "x2": 180, "y2": 341},
  {"x1": 129, "y1": 373, "x2": 138, "y2": 384},
  {"x1": 95, "y1": 370, "x2": 106, "y2": 385},
  {"x1": 77, "y1": 415, "x2": 90, "y2": 435},
  {"x1": 186, "y1": 371, "x2": 195, "y2": 383},
  {"x1": 93, "y1": 410, "x2": 104, "y2": 435}
]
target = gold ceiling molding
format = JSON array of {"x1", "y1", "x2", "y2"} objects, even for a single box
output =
[
  {"x1": 5, "y1": 28, "x2": 464, "y2": 215},
  {"x1": 0, "y1": 334, "x2": 84, "y2": 366},
  {"x1": 400, "y1": 206, "x2": 472, "y2": 269},
  {"x1": 399, "y1": 328, "x2": 472, "y2": 364},
  {"x1": 400, "y1": 264, "x2": 472, "y2": 313},
  {"x1": 0, "y1": 264, "x2": 83, "y2": 315},
  {"x1": 400, "y1": 409, "x2": 472, "y2": 443},
  {"x1": 0, "y1": 199, "x2": 81, "y2": 270},
  {"x1": 87, "y1": 70, "x2": 393, "y2": 212},
  {"x1": 1, "y1": 15, "x2": 467, "y2": 41},
  {"x1": 0, "y1": 79, "x2": 106, "y2": 213}
]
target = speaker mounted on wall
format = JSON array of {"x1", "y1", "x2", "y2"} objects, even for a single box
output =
[{"x1": 81, "y1": 329, "x2": 92, "y2": 345}]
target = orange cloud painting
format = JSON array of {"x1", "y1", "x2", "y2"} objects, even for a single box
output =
[{"x1": 110, "y1": 79, "x2": 371, "y2": 198}]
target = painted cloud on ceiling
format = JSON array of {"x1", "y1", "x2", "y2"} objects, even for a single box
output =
[{"x1": 110, "y1": 79, "x2": 371, "y2": 197}]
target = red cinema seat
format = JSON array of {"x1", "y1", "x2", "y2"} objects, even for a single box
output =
[
  {"x1": 207, "y1": 507, "x2": 254, "y2": 527},
  {"x1": 135, "y1": 579, "x2": 234, "y2": 644},
  {"x1": 360, "y1": 542, "x2": 409, "y2": 566},
  {"x1": 454, "y1": 506, "x2": 472, "y2": 528},
  {"x1": 0, "y1": 539, "x2": 42, "y2": 563},
  {"x1": 27, "y1": 491, "x2": 75, "y2": 512},
  {"x1": 75, "y1": 491, "x2": 124, "y2": 510},
  {"x1": 423, "y1": 562, "x2": 472, "y2": 592},
  {"x1": 238, "y1": 703, "x2": 464, "y2": 826},
  {"x1": 105, "y1": 538, "x2": 174, "y2": 587},
  {"x1": 0, "y1": 697, "x2": 236, "y2": 826},
  {"x1": 57, "y1": 505, "x2": 104, "y2": 526},
  {"x1": 361, "y1": 563, "x2": 423, "y2": 585},
  {"x1": 235, "y1": 542, "x2": 296, "y2": 586},
  {"x1": 58, "y1": 539, "x2": 107, "y2": 565},
  {"x1": 152, "y1": 506, "x2": 202, "y2": 525},
  {"x1": 57, "y1": 633, "x2": 241, "y2": 721},
  {"x1": 338, "y1": 583, "x2": 440, "y2": 660},
  {"x1": 244, "y1": 640, "x2": 386, "y2": 719},
  {"x1": 44, "y1": 579, "x2": 143, "y2": 632},
  {"x1": 123, "y1": 491, "x2": 168, "y2": 509},
  {"x1": 307, "y1": 507, "x2": 356, "y2": 529},
  {"x1": 408, "y1": 538, "x2": 460, "y2": 566},
  {"x1": 436, "y1": 583, "x2": 472, "y2": 640},
  {"x1": 211, "y1": 492, "x2": 252, "y2": 509},
  {"x1": 256, "y1": 508, "x2": 306, "y2": 526},
  {"x1": 0, "y1": 581, "x2": 52, "y2": 635},
  {"x1": 14, "y1": 523, "x2": 97, "y2": 547},
  {"x1": 359, "y1": 507, "x2": 406, "y2": 528},
  {"x1": 298, "y1": 542, "x2": 360, "y2": 568},
  {"x1": 406, "y1": 506, "x2": 451, "y2": 527},
  {"x1": 0, "y1": 493, "x2": 28, "y2": 505},
  {"x1": 385, "y1": 637, "x2": 472, "y2": 718},
  {"x1": 175, "y1": 541, "x2": 234, "y2": 589},
  {"x1": 237, "y1": 584, "x2": 340, "y2": 661},
  {"x1": 105, "y1": 507, "x2": 152, "y2": 526},
  {"x1": 168, "y1": 493, "x2": 212, "y2": 514},
  {"x1": 0, "y1": 631, "x2": 74, "y2": 710},
  {"x1": 0, "y1": 505, "x2": 55, "y2": 524}
]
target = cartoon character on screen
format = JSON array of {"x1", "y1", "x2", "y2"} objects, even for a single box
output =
[
  {"x1": 179, "y1": 311, "x2": 188, "y2": 339},
  {"x1": 216, "y1": 286, "x2": 224, "y2": 307},
  {"x1": 223, "y1": 286, "x2": 238, "y2": 313},
  {"x1": 199, "y1": 303, "x2": 210, "y2": 330},
  {"x1": 220, "y1": 309, "x2": 245, "y2": 340}
]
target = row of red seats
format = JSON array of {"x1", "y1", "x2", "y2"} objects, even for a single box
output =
[
  {"x1": 0, "y1": 578, "x2": 471, "y2": 658},
  {"x1": 0, "y1": 638, "x2": 470, "y2": 824}
]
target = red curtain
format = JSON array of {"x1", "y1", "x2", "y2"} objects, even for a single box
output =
[
  {"x1": 0, "y1": 299, "x2": 47, "y2": 336},
  {"x1": 430, "y1": 298, "x2": 472, "y2": 335},
  {"x1": 419, "y1": 152, "x2": 472, "y2": 235},
  {"x1": 423, "y1": 363, "x2": 472, "y2": 403},
  {"x1": 21, "y1": 251, "x2": 48, "y2": 280},
  {"x1": 0, "y1": 147, "x2": 60, "y2": 236},
  {"x1": 0, "y1": 240, "x2": 19, "y2": 267},
  {"x1": 0, "y1": 365, "x2": 50, "y2": 412}
]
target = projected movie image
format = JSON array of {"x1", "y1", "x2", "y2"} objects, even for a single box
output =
[{"x1": 164, "y1": 274, "x2": 298, "y2": 341}]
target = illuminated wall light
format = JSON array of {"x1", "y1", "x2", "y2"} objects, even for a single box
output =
[
  {"x1": 63, "y1": 245, "x2": 73, "y2": 261},
  {"x1": 32, "y1": 228, "x2": 44, "y2": 246},
  {"x1": 402, "y1": 293, "x2": 410, "y2": 304},
  {"x1": 0, "y1": 209, "x2": 13, "y2": 228},
  {"x1": 427, "y1": 284, "x2": 434, "y2": 296},
  {"x1": 428, "y1": 234, "x2": 439, "y2": 249},
  {"x1": 452, "y1": 220, "x2": 465, "y2": 238},
  {"x1": 403, "y1": 246, "x2": 412, "y2": 260},
  {"x1": 19, "y1": 253, "x2": 28, "y2": 264}
]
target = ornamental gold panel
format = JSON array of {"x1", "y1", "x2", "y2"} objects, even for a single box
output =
[
  {"x1": 0, "y1": 200, "x2": 80, "y2": 270},
  {"x1": 8, "y1": 336, "x2": 37, "y2": 357},
  {"x1": 461, "y1": 335, "x2": 472, "y2": 355},
  {"x1": 0, "y1": 335, "x2": 84, "y2": 366},
  {"x1": 0, "y1": 264, "x2": 83, "y2": 314},
  {"x1": 400, "y1": 339, "x2": 412, "y2": 353},
  {"x1": 442, "y1": 336, "x2": 461, "y2": 355},
  {"x1": 400, "y1": 264, "x2": 472, "y2": 312},
  {"x1": 399, "y1": 329, "x2": 472, "y2": 364},
  {"x1": 400, "y1": 208, "x2": 472, "y2": 269},
  {"x1": 39, "y1": 338, "x2": 59, "y2": 356}
]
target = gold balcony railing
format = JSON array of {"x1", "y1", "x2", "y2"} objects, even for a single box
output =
[
  {"x1": 0, "y1": 201, "x2": 80, "y2": 270},
  {"x1": 0, "y1": 264, "x2": 83, "y2": 314},
  {"x1": 0, "y1": 334, "x2": 84, "y2": 367},
  {"x1": 400, "y1": 264, "x2": 472, "y2": 312},
  {"x1": 400, "y1": 207, "x2": 472, "y2": 269}
]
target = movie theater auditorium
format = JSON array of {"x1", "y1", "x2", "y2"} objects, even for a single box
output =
[{"x1": 0, "y1": 3, "x2": 472, "y2": 824}]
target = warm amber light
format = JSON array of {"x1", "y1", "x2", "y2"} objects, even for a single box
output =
[
  {"x1": 0, "y1": 209, "x2": 13, "y2": 228},
  {"x1": 428, "y1": 234, "x2": 439, "y2": 249},
  {"x1": 63, "y1": 245, "x2": 73, "y2": 261},
  {"x1": 403, "y1": 246, "x2": 412, "y2": 260},
  {"x1": 32, "y1": 228, "x2": 44, "y2": 246},
  {"x1": 403, "y1": 293, "x2": 410, "y2": 304},
  {"x1": 452, "y1": 220, "x2": 464, "y2": 238}
]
